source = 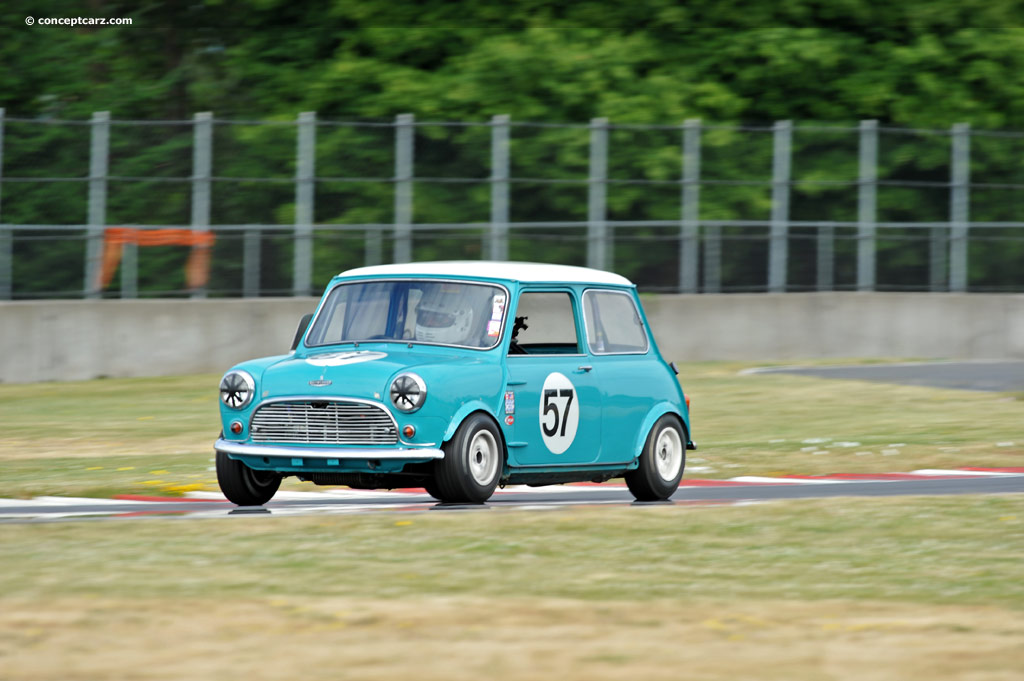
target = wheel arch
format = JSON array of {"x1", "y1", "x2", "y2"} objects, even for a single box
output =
[
  {"x1": 632, "y1": 403, "x2": 688, "y2": 460},
  {"x1": 442, "y1": 403, "x2": 509, "y2": 461}
]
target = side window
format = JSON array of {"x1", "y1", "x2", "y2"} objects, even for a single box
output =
[
  {"x1": 510, "y1": 292, "x2": 580, "y2": 354},
  {"x1": 584, "y1": 290, "x2": 649, "y2": 354}
]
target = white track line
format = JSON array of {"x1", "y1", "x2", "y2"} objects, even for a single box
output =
[{"x1": 727, "y1": 476, "x2": 848, "y2": 484}]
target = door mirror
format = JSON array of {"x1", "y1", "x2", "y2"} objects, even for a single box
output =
[{"x1": 290, "y1": 313, "x2": 314, "y2": 351}]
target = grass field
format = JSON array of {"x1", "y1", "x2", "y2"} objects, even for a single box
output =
[{"x1": 1, "y1": 361, "x2": 1022, "y2": 680}]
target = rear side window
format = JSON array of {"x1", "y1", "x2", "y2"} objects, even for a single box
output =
[{"x1": 583, "y1": 290, "x2": 649, "y2": 354}]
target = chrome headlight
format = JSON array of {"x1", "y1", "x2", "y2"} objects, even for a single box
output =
[
  {"x1": 389, "y1": 373, "x2": 426, "y2": 413},
  {"x1": 219, "y1": 370, "x2": 255, "y2": 410}
]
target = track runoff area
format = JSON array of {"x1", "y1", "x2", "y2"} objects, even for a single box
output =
[{"x1": 4, "y1": 360, "x2": 1022, "y2": 523}]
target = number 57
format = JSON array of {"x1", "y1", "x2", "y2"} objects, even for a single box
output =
[{"x1": 542, "y1": 388, "x2": 575, "y2": 438}]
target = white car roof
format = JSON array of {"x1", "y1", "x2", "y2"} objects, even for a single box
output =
[{"x1": 337, "y1": 261, "x2": 634, "y2": 286}]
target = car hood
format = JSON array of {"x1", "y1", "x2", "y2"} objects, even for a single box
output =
[{"x1": 257, "y1": 345, "x2": 490, "y2": 401}]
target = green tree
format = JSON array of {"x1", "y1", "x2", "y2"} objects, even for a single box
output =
[{"x1": 4, "y1": 0, "x2": 1024, "y2": 294}]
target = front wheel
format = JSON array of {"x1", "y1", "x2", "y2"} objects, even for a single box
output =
[
  {"x1": 432, "y1": 413, "x2": 504, "y2": 503},
  {"x1": 625, "y1": 415, "x2": 686, "y2": 501},
  {"x1": 422, "y1": 478, "x2": 444, "y2": 500},
  {"x1": 216, "y1": 450, "x2": 282, "y2": 505}
]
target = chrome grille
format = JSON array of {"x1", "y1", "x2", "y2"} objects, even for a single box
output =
[{"x1": 250, "y1": 400, "x2": 398, "y2": 445}]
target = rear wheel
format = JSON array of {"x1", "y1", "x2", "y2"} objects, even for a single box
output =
[
  {"x1": 216, "y1": 450, "x2": 282, "y2": 505},
  {"x1": 432, "y1": 413, "x2": 503, "y2": 503},
  {"x1": 625, "y1": 415, "x2": 686, "y2": 501}
]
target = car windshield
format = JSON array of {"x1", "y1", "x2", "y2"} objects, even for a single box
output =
[{"x1": 304, "y1": 280, "x2": 508, "y2": 349}]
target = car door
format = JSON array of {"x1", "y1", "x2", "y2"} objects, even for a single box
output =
[
  {"x1": 505, "y1": 289, "x2": 603, "y2": 466},
  {"x1": 582, "y1": 287, "x2": 660, "y2": 463}
]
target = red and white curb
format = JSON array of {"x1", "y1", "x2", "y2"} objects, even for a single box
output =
[{"x1": 1, "y1": 468, "x2": 1021, "y2": 521}]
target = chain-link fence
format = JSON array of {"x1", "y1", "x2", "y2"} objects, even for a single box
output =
[{"x1": 2, "y1": 109, "x2": 1023, "y2": 299}]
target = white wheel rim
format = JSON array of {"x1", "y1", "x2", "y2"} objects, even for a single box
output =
[
  {"x1": 467, "y1": 430, "x2": 500, "y2": 486},
  {"x1": 653, "y1": 427, "x2": 683, "y2": 481}
]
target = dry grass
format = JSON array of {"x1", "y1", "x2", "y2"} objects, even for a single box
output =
[
  {"x1": 1, "y1": 498, "x2": 1022, "y2": 680},
  {"x1": 2, "y1": 596, "x2": 1022, "y2": 681}
]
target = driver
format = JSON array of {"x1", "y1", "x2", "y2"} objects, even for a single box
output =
[{"x1": 414, "y1": 289, "x2": 477, "y2": 345}]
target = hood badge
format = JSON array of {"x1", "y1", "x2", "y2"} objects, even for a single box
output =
[{"x1": 309, "y1": 378, "x2": 332, "y2": 387}]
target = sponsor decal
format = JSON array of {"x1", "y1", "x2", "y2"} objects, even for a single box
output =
[
  {"x1": 504, "y1": 390, "x2": 515, "y2": 415},
  {"x1": 540, "y1": 372, "x2": 579, "y2": 455},
  {"x1": 491, "y1": 294, "x2": 507, "y2": 321},
  {"x1": 487, "y1": 294, "x2": 507, "y2": 338},
  {"x1": 505, "y1": 415, "x2": 515, "y2": 426},
  {"x1": 306, "y1": 351, "x2": 387, "y2": 367}
]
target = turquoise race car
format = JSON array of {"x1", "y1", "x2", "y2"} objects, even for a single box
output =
[{"x1": 215, "y1": 261, "x2": 694, "y2": 505}]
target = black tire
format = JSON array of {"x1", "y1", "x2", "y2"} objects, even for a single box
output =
[
  {"x1": 625, "y1": 415, "x2": 686, "y2": 501},
  {"x1": 216, "y1": 450, "x2": 282, "y2": 506},
  {"x1": 422, "y1": 478, "x2": 444, "y2": 501},
  {"x1": 433, "y1": 413, "x2": 504, "y2": 503}
]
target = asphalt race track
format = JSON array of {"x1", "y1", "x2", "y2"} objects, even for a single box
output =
[
  {"x1": 1, "y1": 470, "x2": 1022, "y2": 524},
  {"x1": 744, "y1": 359, "x2": 1024, "y2": 393}
]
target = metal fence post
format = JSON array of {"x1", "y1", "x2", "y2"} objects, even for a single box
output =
[
  {"x1": 121, "y1": 225, "x2": 138, "y2": 299},
  {"x1": 85, "y1": 111, "x2": 110, "y2": 299},
  {"x1": 857, "y1": 120, "x2": 878, "y2": 291},
  {"x1": 392, "y1": 113, "x2": 414, "y2": 265},
  {"x1": 489, "y1": 114, "x2": 510, "y2": 261},
  {"x1": 293, "y1": 112, "x2": 316, "y2": 296},
  {"x1": 190, "y1": 112, "x2": 213, "y2": 298},
  {"x1": 119, "y1": 121, "x2": 138, "y2": 299},
  {"x1": 769, "y1": 120, "x2": 792, "y2": 293},
  {"x1": 243, "y1": 142, "x2": 261, "y2": 298},
  {"x1": 0, "y1": 108, "x2": 8, "y2": 300},
  {"x1": 241, "y1": 118, "x2": 260, "y2": 297},
  {"x1": 680, "y1": 119, "x2": 701, "y2": 294},
  {"x1": 587, "y1": 117, "x2": 609, "y2": 271},
  {"x1": 817, "y1": 222, "x2": 835, "y2": 291},
  {"x1": 949, "y1": 122, "x2": 971, "y2": 293}
]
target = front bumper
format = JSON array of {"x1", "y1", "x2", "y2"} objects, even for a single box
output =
[{"x1": 214, "y1": 439, "x2": 445, "y2": 461}]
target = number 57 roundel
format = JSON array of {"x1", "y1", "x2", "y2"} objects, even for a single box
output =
[{"x1": 540, "y1": 372, "x2": 579, "y2": 454}]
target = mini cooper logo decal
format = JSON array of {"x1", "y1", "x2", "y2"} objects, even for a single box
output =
[{"x1": 309, "y1": 379, "x2": 332, "y2": 387}]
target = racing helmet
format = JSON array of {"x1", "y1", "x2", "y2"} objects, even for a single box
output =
[{"x1": 415, "y1": 291, "x2": 475, "y2": 345}]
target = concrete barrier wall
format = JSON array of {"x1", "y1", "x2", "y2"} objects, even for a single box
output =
[
  {"x1": 0, "y1": 298, "x2": 321, "y2": 383},
  {"x1": 644, "y1": 293, "x2": 1024, "y2": 365},
  {"x1": 1, "y1": 293, "x2": 1022, "y2": 383}
]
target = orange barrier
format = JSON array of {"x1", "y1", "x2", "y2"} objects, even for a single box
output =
[{"x1": 99, "y1": 228, "x2": 216, "y2": 290}]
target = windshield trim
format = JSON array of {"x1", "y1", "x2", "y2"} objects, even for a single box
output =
[{"x1": 303, "y1": 278, "x2": 512, "y2": 351}]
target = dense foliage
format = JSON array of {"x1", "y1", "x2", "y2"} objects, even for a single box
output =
[{"x1": 2, "y1": 1, "x2": 1024, "y2": 294}]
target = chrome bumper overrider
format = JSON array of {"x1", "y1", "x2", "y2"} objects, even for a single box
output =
[{"x1": 215, "y1": 439, "x2": 445, "y2": 461}]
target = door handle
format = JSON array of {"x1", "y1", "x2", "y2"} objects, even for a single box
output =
[{"x1": 577, "y1": 365, "x2": 593, "y2": 373}]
